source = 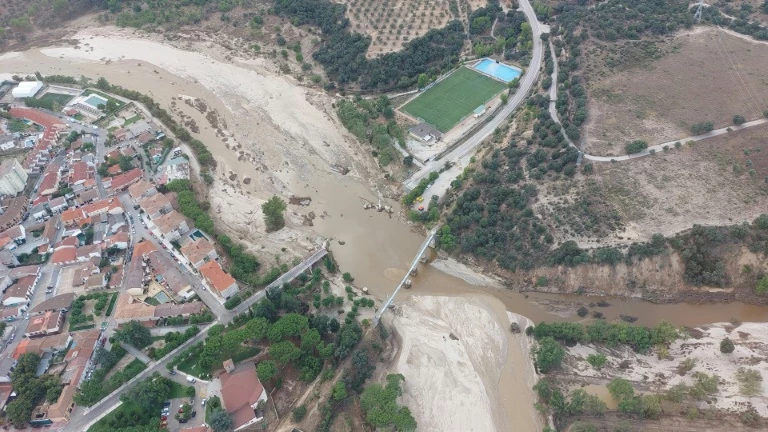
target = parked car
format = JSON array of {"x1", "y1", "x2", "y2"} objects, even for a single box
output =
[
  {"x1": 186, "y1": 376, "x2": 196, "y2": 383},
  {"x1": 169, "y1": 370, "x2": 176, "y2": 375}
]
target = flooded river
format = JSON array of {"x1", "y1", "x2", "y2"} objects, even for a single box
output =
[{"x1": 2, "y1": 39, "x2": 767, "y2": 432}]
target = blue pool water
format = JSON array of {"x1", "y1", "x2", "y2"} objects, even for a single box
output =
[{"x1": 473, "y1": 58, "x2": 522, "y2": 83}]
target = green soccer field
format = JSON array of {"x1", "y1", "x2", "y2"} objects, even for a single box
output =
[{"x1": 401, "y1": 67, "x2": 506, "y2": 133}]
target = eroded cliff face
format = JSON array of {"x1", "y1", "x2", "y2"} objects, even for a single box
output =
[{"x1": 505, "y1": 246, "x2": 768, "y2": 304}]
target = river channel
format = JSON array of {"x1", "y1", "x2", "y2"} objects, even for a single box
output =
[{"x1": 2, "y1": 39, "x2": 768, "y2": 432}]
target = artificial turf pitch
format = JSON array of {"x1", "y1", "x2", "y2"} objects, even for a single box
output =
[{"x1": 401, "y1": 67, "x2": 506, "y2": 133}]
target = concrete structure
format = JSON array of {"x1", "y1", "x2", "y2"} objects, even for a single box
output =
[
  {"x1": 199, "y1": 260, "x2": 238, "y2": 299},
  {"x1": 219, "y1": 362, "x2": 267, "y2": 431},
  {"x1": 408, "y1": 122, "x2": 443, "y2": 143},
  {"x1": 12, "y1": 81, "x2": 43, "y2": 99},
  {"x1": 0, "y1": 159, "x2": 28, "y2": 196},
  {"x1": 159, "y1": 157, "x2": 189, "y2": 184}
]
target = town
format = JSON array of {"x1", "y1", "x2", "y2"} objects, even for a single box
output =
[{"x1": 0, "y1": 78, "x2": 338, "y2": 432}]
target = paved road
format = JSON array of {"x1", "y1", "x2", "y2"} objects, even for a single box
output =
[
  {"x1": 403, "y1": 0, "x2": 548, "y2": 199},
  {"x1": 231, "y1": 247, "x2": 328, "y2": 316},
  {"x1": 67, "y1": 245, "x2": 329, "y2": 431}
]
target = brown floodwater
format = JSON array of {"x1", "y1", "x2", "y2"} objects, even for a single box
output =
[{"x1": 3, "y1": 43, "x2": 768, "y2": 432}]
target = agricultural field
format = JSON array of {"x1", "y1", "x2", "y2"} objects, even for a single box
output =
[
  {"x1": 401, "y1": 67, "x2": 506, "y2": 132},
  {"x1": 584, "y1": 27, "x2": 768, "y2": 156},
  {"x1": 338, "y1": 0, "x2": 454, "y2": 56}
]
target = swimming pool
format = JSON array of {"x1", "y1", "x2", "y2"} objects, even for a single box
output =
[
  {"x1": 153, "y1": 291, "x2": 170, "y2": 304},
  {"x1": 473, "y1": 58, "x2": 522, "y2": 83}
]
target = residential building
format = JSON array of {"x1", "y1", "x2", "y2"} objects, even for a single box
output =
[
  {"x1": 107, "y1": 168, "x2": 142, "y2": 195},
  {"x1": 180, "y1": 237, "x2": 217, "y2": 269},
  {"x1": 30, "y1": 293, "x2": 75, "y2": 315},
  {"x1": 0, "y1": 196, "x2": 27, "y2": 231},
  {"x1": 153, "y1": 302, "x2": 203, "y2": 320},
  {"x1": 50, "y1": 245, "x2": 77, "y2": 266},
  {"x1": 5, "y1": 225, "x2": 25, "y2": 244},
  {"x1": 104, "y1": 232, "x2": 129, "y2": 250},
  {"x1": 139, "y1": 192, "x2": 172, "y2": 218},
  {"x1": 128, "y1": 180, "x2": 157, "y2": 201},
  {"x1": 12, "y1": 333, "x2": 69, "y2": 359},
  {"x1": 47, "y1": 329, "x2": 102, "y2": 422},
  {"x1": 199, "y1": 260, "x2": 238, "y2": 299},
  {"x1": 0, "y1": 159, "x2": 28, "y2": 195},
  {"x1": 48, "y1": 196, "x2": 67, "y2": 213},
  {"x1": 24, "y1": 310, "x2": 65, "y2": 337},
  {"x1": 38, "y1": 164, "x2": 60, "y2": 196},
  {"x1": 219, "y1": 362, "x2": 268, "y2": 431},
  {"x1": 153, "y1": 210, "x2": 189, "y2": 241},
  {"x1": 2, "y1": 275, "x2": 37, "y2": 306},
  {"x1": 158, "y1": 157, "x2": 189, "y2": 185}
]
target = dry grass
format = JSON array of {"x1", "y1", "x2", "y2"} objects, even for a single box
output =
[
  {"x1": 584, "y1": 27, "x2": 768, "y2": 156},
  {"x1": 591, "y1": 123, "x2": 768, "y2": 243},
  {"x1": 338, "y1": 0, "x2": 456, "y2": 57}
]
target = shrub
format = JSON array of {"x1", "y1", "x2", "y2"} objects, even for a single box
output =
[
  {"x1": 733, "y1": 115, "x2": 746, "y2": 125},
  {"x1": 720, "y1": 337, "x2": 735, "y2": 354},
  {"x1": 755, "y1": 276, "x2": 768, "y2": 295},
  {"x1": 625, "y1": 140, "x2": 648, "y2": 154},
  {"x1": 586, "y1": 353, "x2": 607, "y2": 369},
  {"x1": 690, "y1": 121, "x2": 714, "y2": 135},
  {"x1": 576, "y1": 306, "x2": 588, "y2": 317},
  {"x1": 292, "y1": 404, "x2": 307, "y2": 422},
  {"x1": 736, "y1": 368, "x2": 763, "y2": 396}
]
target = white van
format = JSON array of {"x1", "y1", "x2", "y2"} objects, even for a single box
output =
[{"x1": 186, "y1": 376, "x2": 196, "y2": 383}]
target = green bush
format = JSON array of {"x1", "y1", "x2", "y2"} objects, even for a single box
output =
[
  {"x1": 625, "y1": 140, "x2": 648, "y2": 154},
  {"x1": 535, "y1": 337, "x2": 564, "y2": 373}
]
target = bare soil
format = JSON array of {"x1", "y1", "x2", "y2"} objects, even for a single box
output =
[
  {"x1": 584, "y1": 27, "x2": 768, "y2": 156},
  {"x1": 592, "y1": 123, "x2": 768, "y2": 243}
]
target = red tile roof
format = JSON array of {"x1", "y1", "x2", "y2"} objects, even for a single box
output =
[
  {"x1": 9, "y1": 108, "x2": 66, "y2": 148},
  {"x1": 220, "y1": 362, "x2": 264, "y2": 430},
  {"x1": 109, "y1": 168, "x2": 142, "y2": 192},
  {"x1": 50, "y1": 245, "x2": 77, "y2": 264},
  {"x1": 199, "y1": 260, "x2": 236, "y2": 293}
]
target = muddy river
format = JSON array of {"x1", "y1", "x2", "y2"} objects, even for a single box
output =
[{"x1": 2, "y1": 39, "x2": 767, "y2": 432}]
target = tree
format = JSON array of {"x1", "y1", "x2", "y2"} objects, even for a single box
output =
[
  {"x1": 733, "y1": 115, "x2": 746, "y2": 125},
  {"x1": 342, "y1": 272, "x2": 354, "y2": 282},
  {"x1": 608, "y1": 378, "x2": 635, "y2": 402},
  {"x1": 535, "y1": 337, "x2": 564, "y2": 373},
  {"x1": 262, "y1": 195, "x2": 287, "y2": 232},
  {"x1": 106, "y1": 99, "x2": 119, "y2": 112},
  {"x1": 267, "y1": 313, "x2": 309, "y2": 342},
  {"x1": 98, "y1": 163, "x2": 110, "y2": 177},
  {"x1": 269, "y1": 341, "x2": 301, "y2": 365},
  {"x1": 121, "y1": 374, "x2": 172, "y2": 412},
  {"x1": 118, "y1": 155, "x2": 134, "y2": 171},
  {"x1": 245, "y1": 317, "x2": 270, "y2": 341},
  {"x1": 361, "y1": 374, "x2": 416, "y2": 431},
  {"x1": 114, "y1": 320, "x2": 152, "y2": 348},
  {"x1": 257, "y1": 360, "x2": 278, "y2": 381},
  {"x1": 209, "y1": 408, "x2": 234, "y2": 432},
  {"x1": 720, "y1": 337, "x2": 735, "y2": 354},
  {"x1": 185, "y1": 386, "x2": 196, "y2": 398},
  {"x1": 417, "y1": 73, "x2": 428, "y2": 89}
]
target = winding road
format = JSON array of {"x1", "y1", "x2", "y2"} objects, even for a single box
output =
[{"x1": 546, "y1": 41, "x2": 767, "y2": 163}]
